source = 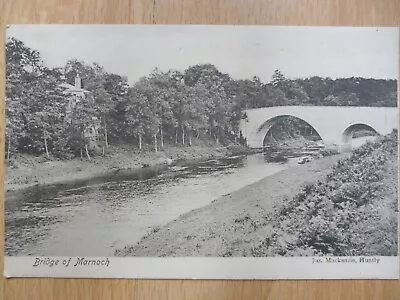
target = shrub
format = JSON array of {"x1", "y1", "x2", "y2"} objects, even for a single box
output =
[
  {"x1": 254, "y1": 132, "x2": 398, "y2": 256},
  {"x1": 320, "y1": 148, "x2": 340, "y2": 157}
]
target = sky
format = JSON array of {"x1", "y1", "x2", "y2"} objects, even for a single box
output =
[{"x1": 6, "y1": 25, "x2": 399, "y2": 84}]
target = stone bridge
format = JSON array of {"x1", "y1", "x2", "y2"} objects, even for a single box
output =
[{"x1": 239, "y1": 106, "x2": 398, "y2": 152}]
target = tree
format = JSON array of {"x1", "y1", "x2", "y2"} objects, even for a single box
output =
[
  {"x1": 185, "y1": 84, "x2": 208, "y2": 144},
  {"x1": 6, "y1": 37, "x2": 67, "y2": 158},
  {"x1": 6, "y1": 38, "x2": 398, "y2": 162},
  {"x1": 64, "y1": 59, "x2": 97, "y2": 88},
  {"x1": 135, "y1": 71, "x2": 176, "y2": 149},
  {"x1": 99, "y1": 73, "x2": 129, "y2": 148},
  {"x1": 184, "y1": 64, "x2": 234, "y2": 143},
  {"x1": 68, "y1": 96, "x2": 97, "y2": 159},
  {"x1": 125, "y1": 87, "x2": 160, "y2": 151},
  {"x1": 284, "y1": 81, "x2": 310, "y2": 105},
  {"x1": 5, "y1": 96, "x2": 24, "y2": 161},
  {"x1": 323, "y1": 95, "x2": 342, "y2": 106},
  {"x1": 271, "y1": 69, "x2": 286, "y2": 88}
]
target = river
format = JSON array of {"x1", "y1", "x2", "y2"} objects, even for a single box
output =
[
  {"x1": 5, "y1": 153, "x2": 302, "y2": 256},
  {"x1": 5, "y1": 136, "x2": 375, "y2": 257}
]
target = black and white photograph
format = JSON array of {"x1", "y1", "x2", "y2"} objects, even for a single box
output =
[{"x1": 4, "y1": 25, "x2": 399, "y2": 279}]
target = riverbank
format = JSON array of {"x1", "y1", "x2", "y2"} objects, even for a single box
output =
[
  {"x1": 115, "y1": 153, "x2": 348, "y2": 257},
  {"x1": 117, "y1": 132, "x2": 398, "y2": 257},
  {"x1": 6, "y1": 141, "x2": 250, "y2": 192},
  {"x1": 260, "y1": 132, "x2": 397, "y2": 257},
  {"x1": 265, "y1": 135, "x2": 323, "y2": 149}
]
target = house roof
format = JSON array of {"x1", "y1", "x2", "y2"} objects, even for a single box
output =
[{"x1": 59, "y1": 83, "x2": 91, "y2": 94}]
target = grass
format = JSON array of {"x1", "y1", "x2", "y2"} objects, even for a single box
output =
[{"x1": 252, "y1": 130, "x2": 398, "y2": 257}]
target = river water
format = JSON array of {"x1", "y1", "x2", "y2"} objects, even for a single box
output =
[
  {"x1": 5, "y1": 136, "x2": 375, "y2": 257},
  {"x1": 6, "y1": 153, "x2": 301, "y2": 256}
]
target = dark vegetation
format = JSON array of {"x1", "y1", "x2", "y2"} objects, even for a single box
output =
[
  {"x1": 252, "y1": 131, "x2": 398, "y2": 256},
  {"x1": 6, "y1": 37, "x2": 398, "y2": 161},
  {"x1": 320, "y1": 148, "x2": 341, "y2": 157}
]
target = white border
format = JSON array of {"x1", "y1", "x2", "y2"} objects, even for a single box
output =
[
  {"x1": 4, "y1": 26, "x2": 399, "y2": 280},
  {"x1": 4, "y1": 256, "x2": 399, "y2": 279}
]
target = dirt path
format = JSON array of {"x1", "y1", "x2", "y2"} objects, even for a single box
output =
[{"x1": 116, "y1": 154, "x2": 347, "y2": 257}]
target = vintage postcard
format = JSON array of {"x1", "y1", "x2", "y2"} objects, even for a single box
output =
[{"x1": 4, "y1": 25, "x2": 399, "y2": 279}]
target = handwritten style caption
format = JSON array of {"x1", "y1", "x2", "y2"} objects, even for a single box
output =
[{"x1": 33, "y1": 257, "x2": 111, "y2": 268}]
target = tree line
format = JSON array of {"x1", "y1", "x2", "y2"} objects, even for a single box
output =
[{"x1": 5, "y1": 37, "x2": 398, "y2": 160}]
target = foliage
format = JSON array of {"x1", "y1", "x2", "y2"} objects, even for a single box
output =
[
  {"x1": 5, "y1": 37, "x2": 398, "y2": 160},
  {"x1": 320, "y1": 148, "x2": 340, "y2": 157},
  {"x1": 252, "y1": 131, "x2": 398, "y2": 257}
]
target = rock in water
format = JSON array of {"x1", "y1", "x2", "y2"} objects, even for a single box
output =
[{"x1": 165, "y1": 158, "x2": 173, "y2": 166}]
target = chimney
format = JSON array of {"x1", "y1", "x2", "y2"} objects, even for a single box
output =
[{"x1": 75, "y1": 74, "x2": 82, "y2": 89}]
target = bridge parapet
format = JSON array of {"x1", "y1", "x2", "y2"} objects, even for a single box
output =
[{"x1": 239, "y1": 106, "x2": 398, "y2": 152}]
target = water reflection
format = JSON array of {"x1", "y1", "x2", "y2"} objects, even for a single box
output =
[{"x1": 6, "y1": 153, "x2": 297, "y2": 256}]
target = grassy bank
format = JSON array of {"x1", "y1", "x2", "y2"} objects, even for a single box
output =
[
  {"x1": 254, "y1": 131, "x2": 398, "y2": 257},
  {"x1": 115, "y1": 154, "x2": 347, "y2": 257},
  {"x1": 6, "y1": 140, "x2": 249, "y2": 192},
  {"x1": 116, "y1": 132, "x2": 397, "y2": 257},
  {"x1": 265, "y1": 135, "x2": 322, "y2": 149}
]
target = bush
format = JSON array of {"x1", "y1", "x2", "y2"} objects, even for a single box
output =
[
  {"x1": 253, "y1": 132, "x2": 398, "y2": 256},
  {"x1": 320, "y1": 148, "x2": 339, "y2": 157}
]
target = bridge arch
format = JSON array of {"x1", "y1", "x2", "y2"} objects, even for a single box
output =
[
  {"x1": 240, "y1": 106, "x2": 398, "y2": 151},
  {"x1": 341, "y1": 123, "x2": 379, "y2": 151},
  {"x1": 256, "y1": 115, "x2": 324, "y2": 147}
]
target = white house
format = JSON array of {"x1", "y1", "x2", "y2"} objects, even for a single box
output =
[
  {"x1": 59, "y1": 74, "x2": 101, "y2": 145},
  {"x1": 59, "y1": 74, "x2": 92, "y2": 117}
]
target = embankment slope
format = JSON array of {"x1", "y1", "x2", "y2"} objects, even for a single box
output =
[
  {"x1": 117, "y1": 132, "x2": 398, "y2": 257},
  {"x1": 116, "y1": 154, "x2": 346, "y2": 257}
]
